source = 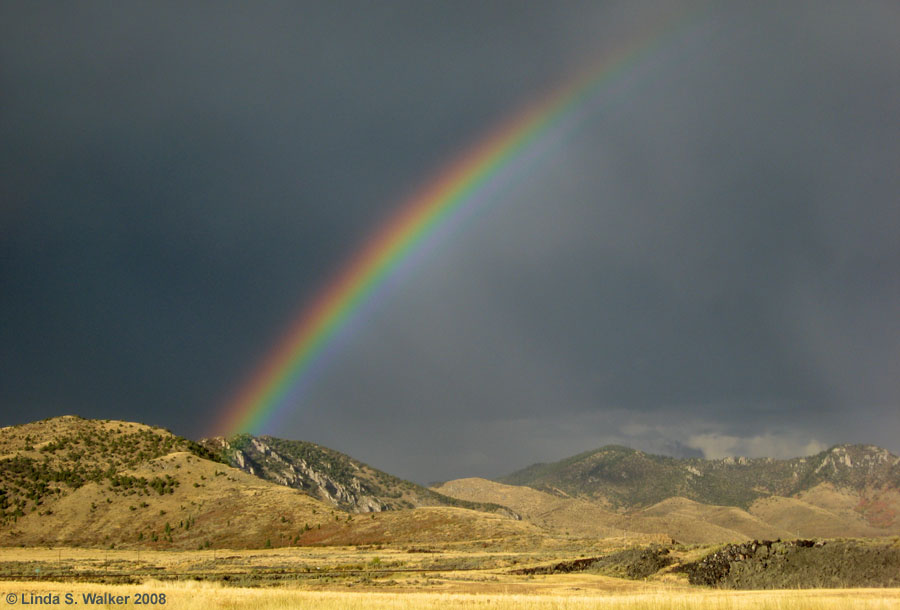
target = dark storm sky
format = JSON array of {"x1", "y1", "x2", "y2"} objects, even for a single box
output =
[{"x1": 2, "y1": 1, "x2": 898, "y2": 483}]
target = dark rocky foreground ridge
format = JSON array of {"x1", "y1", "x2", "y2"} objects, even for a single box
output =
[
  {"x1": 513, "y1": 538, "x2": 900, "y2": 589},
  {"x1": 499, "y1": 443, "x2": 900, "y2": 510},
  {"x1": 201, "y1": 434, "x2": 516, "y2": 517},
  {"x1": 677, "y1": 538, "x2": 900, "y2": 589}
]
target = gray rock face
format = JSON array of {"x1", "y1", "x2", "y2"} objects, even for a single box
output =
[
  {"x1": 201, "y1": 435, "x2": 519, "y2": 519},
  {"x1": 205, "y1": 436, "x2": 394, "y2": 512}
]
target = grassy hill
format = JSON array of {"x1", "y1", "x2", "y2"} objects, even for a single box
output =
[
  {"x1": 435, "y1": 476, "x2": 899, "y2": 544},
  {"x1": 0, "y1": 416, "x2": 222, "y2": 525},
  {"x1": 0, "y1": 416, "x2": 339, "y2": 548},
  {"x1": 433, "y1": 478, "x2": 627, "y2": 539},
  {"x1": 433, "y1": 477, "x2": 792, "y2": 544},
  {"x1": 0, "y1": 417, "x2": 526, "y2": 549},
  {"x1": 203, "y1": 434, "x2": 515, "y2": 517}
]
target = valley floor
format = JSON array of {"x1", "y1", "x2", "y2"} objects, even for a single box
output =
[{"x1": 1, "y1": 547, "x2": 899, "y2": 609}]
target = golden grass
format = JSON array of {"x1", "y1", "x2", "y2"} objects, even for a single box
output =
[
  {"x1": 3, "y1": 548, "x2": 899, "y2": 608},
  {"x1": 1, "y1": 581, "x2": 898, "y2": 609}
]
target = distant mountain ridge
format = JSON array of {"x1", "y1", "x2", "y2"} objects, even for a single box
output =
[
  {"x1": 202, "y1": 434, "x2": 516, "y2": 517},
  {"x1": 499, "y1": 444, "x2": 900, "y2": 510}
]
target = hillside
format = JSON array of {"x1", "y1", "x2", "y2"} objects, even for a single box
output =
[
  {"x1": 499, "y1": 444, "x2": 900, "y2": 513},
  {"x1": 0, "y1": 416, "x2": 221, "y2": 525},
  {"x1": 202, "y1": 434, "x2": 515, "y2": 516},
  {"x1": 0, "y1": 417, "x2": 523, "y2": 549},
  {"x1": 294, "y1": 505, "x2": 541, "y2": 547},
  {"x1": 433, "y1": 478, "x2": 792, "y2": 544},
  {"x1": 433, "y1": 478, "x2": 626, "y2": 539},
  {"x1": 435, "y1": 475, "x2": 899, "y2": 544},
  {"x1": 0, "y1": 416, "x2": 338, "y2": 548}
]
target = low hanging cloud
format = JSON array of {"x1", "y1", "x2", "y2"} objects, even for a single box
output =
[{"x1": 687, "y1": 433, "x2": 828, "y2": 460}]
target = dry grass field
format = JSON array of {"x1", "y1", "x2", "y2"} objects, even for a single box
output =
[
  {"x1": 0, "y1": 543, "x2": 640, "y2": 586},
  {"x1": 1, "y1": 580, "x2": 898, "y2": 609},
  {"x1": 2, "y1": 547, "x2": 900, "y2": 609}
]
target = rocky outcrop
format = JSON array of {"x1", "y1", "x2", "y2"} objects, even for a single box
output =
[
  {"x1": 204, "y1": 436, "x2": 396, "y2": 512},
  {"x1": 678, "y1": 538, "x2": 900, "y2": 588},
  {"x1": 202, "y1": 435, "x2": 519, "y2": 519}
]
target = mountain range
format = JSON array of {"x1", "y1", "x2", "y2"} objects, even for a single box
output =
[
  {"x1": 499, "y1": 443, "x2": 900, "y2": 509},
  {"x1": 435, "y1": 444, "x2": 900, "y2": 543},
  {"x1": 1, "y1": 416, "x2": 897, "y2": 548}
]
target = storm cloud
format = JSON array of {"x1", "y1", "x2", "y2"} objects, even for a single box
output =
[{"x1": 2, "y1": 1, "x2": 898, "y2": 482}]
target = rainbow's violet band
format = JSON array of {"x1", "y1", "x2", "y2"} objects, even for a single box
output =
[{"x1": 212, "y1": 7, "x2": 706, "y2": 438}]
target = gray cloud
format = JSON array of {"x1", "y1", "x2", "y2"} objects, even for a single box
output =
[{"x1": 2, "y1": 2, "x2": 898, "y2": 483}]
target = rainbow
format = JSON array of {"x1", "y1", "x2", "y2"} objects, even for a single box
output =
[{"x1": 212, "y1": 7, "x2": 709, "y2": 437}]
